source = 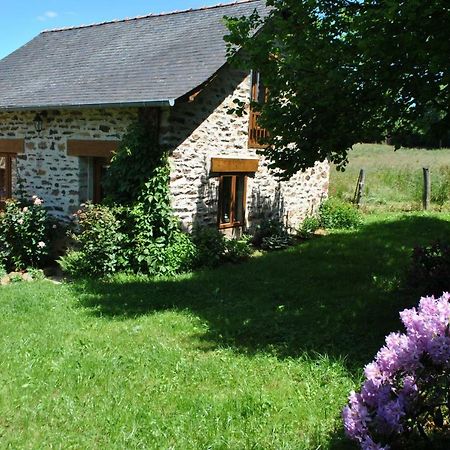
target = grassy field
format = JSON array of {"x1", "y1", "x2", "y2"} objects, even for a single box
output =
[
  {"x1": 1, "y1": 212, "x2": 450, "y2": 448},
  {"x1": 330, "y1": 144, "x2": 450, "y2": 211}
]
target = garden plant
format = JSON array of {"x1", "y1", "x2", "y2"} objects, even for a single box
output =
[{"x1": 343, "y1": 293, "x2": 450, "y2": 449}]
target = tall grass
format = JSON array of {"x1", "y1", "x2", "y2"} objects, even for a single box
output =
[{"x1": 330, "y1": 144, "x2": 450, "y2": 211}]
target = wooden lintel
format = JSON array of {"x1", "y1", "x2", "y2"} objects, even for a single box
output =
[
  {"x1": 67, "y1": 140, "x2": 120, "y2": 158},
  {"x1": 0, "y1": 139, "x2": 24, "y2": 154},
  {"x1": 211, "y1": 158, "x2": 259, "y2": 174}
]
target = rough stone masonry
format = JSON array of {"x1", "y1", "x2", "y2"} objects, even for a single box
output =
[{"x1": 0, "y1": 64, "x2": 329, "y2": 230}]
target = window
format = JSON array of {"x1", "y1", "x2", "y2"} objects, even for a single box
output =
[
  {"x1": 67, "y1": 140, "x2": 117, "y2": 205},
  {"x1": 248, "y1": 71, "x2": 269, "y2": 148},
  {"x1": 79, "y1": 157, "x2": 109, "y2": 204},
  {"x1": 218, "y1": 174, "x2": 247, "y2": 228},
  {"x1": 0, "y1": 154, "x2": 13, "y2": 207}
]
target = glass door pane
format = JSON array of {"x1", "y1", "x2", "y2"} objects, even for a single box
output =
[
  {"x1": 0, "y1": 155, "x2": 11, "y2": 204},
  {"x1": 220, "y1": 176, "x2": 233, "y2": 224}
]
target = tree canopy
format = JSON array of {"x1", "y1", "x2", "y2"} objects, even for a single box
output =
[{"x1": 225, "y1": 0, "x2": 450, "y2": 178}]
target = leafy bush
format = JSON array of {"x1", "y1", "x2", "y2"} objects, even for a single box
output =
[
  {"x1": 250, "y1": 218, "x2": 287, "y2": 248},
  {"x1": 298, "y1": 216, "x2": 321, "y2": 238},
  {"x1": 192, "y1": 226, "x2": 226, "y2": 268},
  {"x1": 407, "y1": 241, "x2": 450, "y2": 297},
  {"x1": 191, "y1": 227, "x2": 253, "y2": 267},
  {"x1": 58, "y1": 251, "x2": 90, "y2": 278},
  {"x1": 223, "y1": 235, "x2": 253, "y2": 263},
  {"x1": 260, "y1": 234, "x2": 292, "y2": 251},
  {"x1": 343, "y1": 293, "x2": 450, "y2": 449},
  {"x1": 59, "y1": 203, "x2": 126, "y2": 277},
  {"x1": 103, "y1": 121, "x2": 162, "y2": 205},
  {"x1": 0, "y1": 196, "x2": 50, "y2": 270},
  {"x1": 319, "y1": 198, "x2": 362, "y2": 230},
  {"x1": 134, "y1": 229, "x2": 197, "y2": 277},
  {"x1": 250, "y1": 218, "x2": 293, "y2": 251}
]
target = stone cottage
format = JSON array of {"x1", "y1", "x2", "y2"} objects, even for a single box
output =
[{"x1": 0, "y1": 0, "x2": 329, "y2": 232}]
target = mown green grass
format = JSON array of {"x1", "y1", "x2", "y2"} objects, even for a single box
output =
[
  {"x1": 330, "y1": 144, "x2": 450, "y2": 211},
  {"x1": 1, "y1": 212, "x2": 450, "y2": 448}
]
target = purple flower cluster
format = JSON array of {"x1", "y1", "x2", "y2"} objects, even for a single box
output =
[{"x1": 342, "y1": 292, "x2": 450, "y2": 450}]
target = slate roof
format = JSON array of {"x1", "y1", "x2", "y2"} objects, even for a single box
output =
[{"x1": 0, "y1": 0, "x2": 268, "y2": 111}]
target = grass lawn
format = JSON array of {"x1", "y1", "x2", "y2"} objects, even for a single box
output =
[
  {"x1": 1, "y1": 212, "x2": 450, "y2": 448},
  {"x1": 330, "y1": 143, "x2": 450, "y2": 211}
]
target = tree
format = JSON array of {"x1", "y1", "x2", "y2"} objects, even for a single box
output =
[{"x1": 225, "y1": 1, "x2": 450, "y2": 178}]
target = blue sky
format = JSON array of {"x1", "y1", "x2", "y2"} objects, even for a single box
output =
[{"x1": 0, "y1": 1, "x2": 211, "y2": 59}]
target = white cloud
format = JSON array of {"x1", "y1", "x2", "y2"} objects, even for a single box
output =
[{"x1": 37, "y1": 11, "x2": 58, "y2": 22}]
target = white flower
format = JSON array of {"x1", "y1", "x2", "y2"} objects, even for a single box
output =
[
  {"x1": 33, "y1": 197, "x2": 43, "y2": 205},
  {"x1": 37, "y1": 241, "x2": 46, "y2": 248},
  {"x1": 22, "y1": 207, "x2": 28, "y2": 213}
]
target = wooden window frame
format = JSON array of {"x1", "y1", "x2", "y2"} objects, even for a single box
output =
[
  {"x1": 248, "y1": 71, "x2": 269, "y2": 149},
  {"x1": 91, "y1": 157, "x2": 109, "y2": 204},
  {"x1": 218, "y1": 174, "x2": 247, "y2": 229},
  {"x1": 0, "y1": 153, "x2": 14, "y2": 207}
]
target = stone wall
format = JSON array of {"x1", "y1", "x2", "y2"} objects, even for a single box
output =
[
  {"x1": 162, "y1": 64, "x2": 330, "y2": 231},
  {"x1": 0, "y1": 108, "x2": 138, "y2": 217},
  {"x1": 0, "y1": 65, "x2": 329, "y2": 228}
]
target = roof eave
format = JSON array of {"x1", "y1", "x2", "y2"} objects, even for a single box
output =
[{"x1": 0, "y1": 98, "x2": 176, "y2": 112}]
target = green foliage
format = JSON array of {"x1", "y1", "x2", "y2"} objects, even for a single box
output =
[
  {"x1": 407, "y1": 241, "x2": 450, "y2": 297},
  {"x1": 26, "y1": 267, "x2": 45, "y2": 281},
  {"x1": 225, "y1": 1, "x2": 450, "y2": 178},
  {"x1": 103, "y1": 120, "x2": 162, "y2": 205},
  {"x1": 250, "y1": 218, "x2": 292, "y2": 251},
  {"x1": 133, "y1": 229, "x2": 197, "y2": 277},
  {"x1": 59, "y1": 204, "x2": 126, "y2": 277},
  {"x1": 0, "y1": 197, "x2": 50, "y2": 270},
  {"x1": 58, "y1": 251, "x2": 90, "y2": 278},
  {"x1": 191, "y1": 227, "x2": 253, "y2": 267},
  {"x1": 223, "y1": 235, "x2": 253, "y2": 263},
  {"x1": 192, "y1": 227, "x2": 227, "y2": 268},
  {"x1": 131, "y1": 163, "x2": 179, "y2": 274},
  {"x1": 298, "y1": 216, "x2": 321, "y2": 238},
  {"x1": 319, "y1": 198, "x2": 362, "y2": 230},
  {"x1": 260, "y1": 234, "x2": 292, "y2": 251}
]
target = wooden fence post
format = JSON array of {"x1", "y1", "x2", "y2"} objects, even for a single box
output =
[
  {"x1": 423, "y1": 167, "x2": 431, "y2": 210},
  {"x1": 353, "y1": 169, "x2": 366, "y2": 208}
]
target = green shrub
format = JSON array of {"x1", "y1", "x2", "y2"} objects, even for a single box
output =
[
  {"x1": 134, "y1": 230, "x2": 197, "y2": 277},
  {"x1": 250, "y1": 218, "x2": 293, "y2": 251},
  {"x1": 407, "y1": 241, "x2": 450, "y2": 297},
  {"x1": 26, "y1": 267, "x2": 45, "y2": 281},
  {"x1": 261, "y1": 234, "x2": 292, "y2": 251},
  {"x1": 103, "y1": 121, "x2": 162, "y2": 205},
  {"x1": 298, "y1": 216, "x2": 320, "y2": 238},
  {"x1": 318, "y1": 198, "x2": 362, "y2": 230},
  {"x1": 0, "y1": 197, "x2": 50, "y2": 270},
  {"x1": 192, "y1": 227, "x2": 253, "y2": 267},
  {"x1": 250, "y1": 218, "x2": 287, "y2": 247},
  {"x1": 192, "y1": 226, "x2": 226, "y2": 268},
  {"x1": 60, "y1": 203, "x2": 126, "y2": 277},
  {"x1": 58, "y1": 251, "x2": 90, "y2": 278},
  {"x1": 223, "y1": 235, "x2": 253, "y2": 263}
]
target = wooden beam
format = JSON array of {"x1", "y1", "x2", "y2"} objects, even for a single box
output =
[
  {"x1": 67, "y1": 140, "x2": 119, "y2": 158},
  {"x1": 0, "y1": 139, "x2": 24, "y2": 154},
  {"x1": 211, "y1": 158, "x2": 259, "y2": 174}
]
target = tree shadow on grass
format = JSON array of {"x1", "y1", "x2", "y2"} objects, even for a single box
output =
[{"x1": 72, "y1": 215, "x2": 450, "y2": 370}]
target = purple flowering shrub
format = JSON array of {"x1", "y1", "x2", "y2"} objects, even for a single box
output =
[{"x1": 343, "y1": 293, "x2": 450, "y2": 449}]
